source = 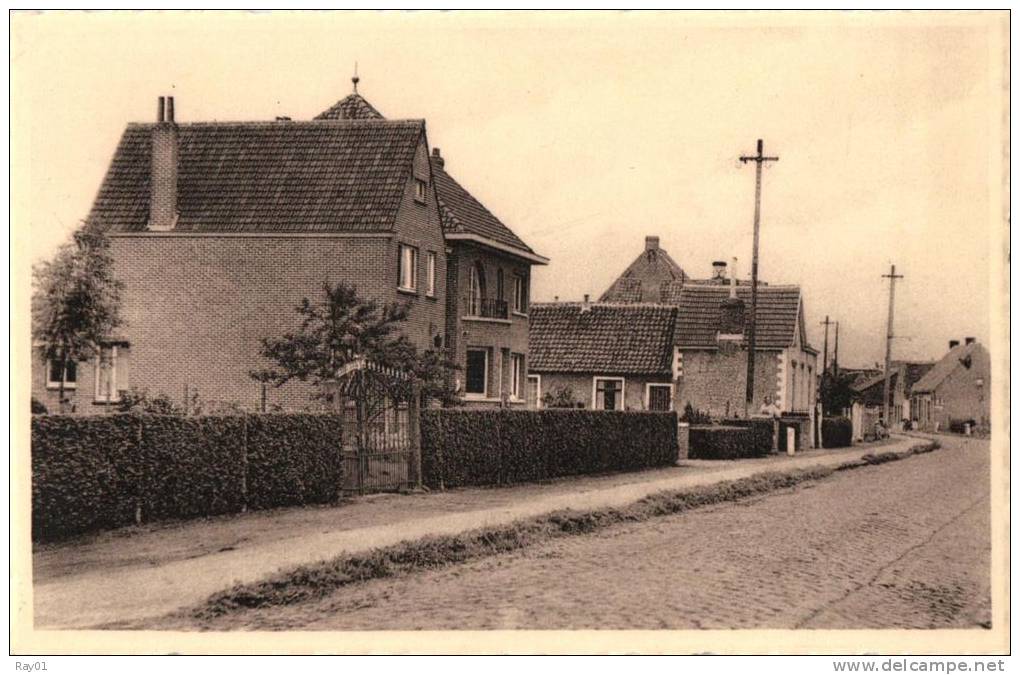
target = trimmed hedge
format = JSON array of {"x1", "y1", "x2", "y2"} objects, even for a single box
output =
[
  {"x1": 246, "y1": 414, "x2": 345, "y2": 510},
  {"x1": 420, "y1": 409, "x2": 677, "y2": 489},
  {"x1": 821, "y1": 416, "x2": 853, "y2": 448},
  {"x1": 31, "y1": 413, "x2": 344, "y2": 541},
  {"x1": 689, "y1": 420, "x2": 774, "y2": 460}
]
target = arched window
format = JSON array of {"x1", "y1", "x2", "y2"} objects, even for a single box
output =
[{"x1": 468, "y1": 262, "x2": 486, "y2": 316}]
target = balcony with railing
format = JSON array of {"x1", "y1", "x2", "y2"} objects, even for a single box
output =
[{"x1": 465, "y1": 297, "x2": 509, "y2": 321}]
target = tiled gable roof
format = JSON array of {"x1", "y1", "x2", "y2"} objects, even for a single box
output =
[
  {"x1": 314, "y1": 93, "x2": 385, "y2": 120},
  {"x1": 911, "y1": 342, "x2": 986, "y2": 394},
  {"x1": 90, "y1": 120, "x2": 423, "y2": 233},
  {"x1": 431, "y1": 160, "x2": 535, "y2": 254},
  {"x1": 674, "y1": 284, "x2": 803, "y2": 350},
  {"x1": 529, "y1": 303, "x2": 677, "y2": 375},
  {"x1": 852, "y1": 361, "x2": 934, "y2": 406},
  {"x1": 600, "y1": 247, "x2": 688, "y2": 303}
]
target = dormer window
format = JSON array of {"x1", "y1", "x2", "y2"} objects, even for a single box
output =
[{"x1": 415, "y1": 178, "x2": 428, "y2": 204}]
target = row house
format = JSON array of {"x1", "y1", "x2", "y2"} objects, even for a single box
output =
[{"x1": 529, "y1": 235, "x2": 818, "y2": 418}]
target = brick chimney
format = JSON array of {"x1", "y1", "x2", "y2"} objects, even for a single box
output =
[
  {"x1": 949, "y1": 340, "x2": 960, "y2": 350},
  {"x1": 431, "y1": 147, "x2": 444, "y2": 170},
  {"x1": 712, "y1": 260, "x2": 727, "y2": 282},
  {"x1": 965, "y1": 337, "x2": 976, "y2": 345},
  {"x1": 645, "y1": 236, "x2": 659, "y2": 251},
  {"x1": 148, "y1": 95, "x2": 179, "y2": 231}
]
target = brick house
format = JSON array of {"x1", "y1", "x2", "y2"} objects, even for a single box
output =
[
  {"x1": 850, "y1": 360, "x2": 935, "y2": 426},
  {"x1": 33, "y1": 85, "x2": 544, "y2": 412},
  {"x1": 588, "y1": 235, "x2": 818, "y2": 418},
  {"x1": 673, "y1": 283, "x2": 817, "y2": 418},
  {"x1": 910, "y1": 338, "x2": 990, "y2": 432},
  {"x1": 528, "y1": 302, "x2": 678, "y2": 410},
  {"x1": 431, "y1": 148, "x2": 548, "y2": 407}
]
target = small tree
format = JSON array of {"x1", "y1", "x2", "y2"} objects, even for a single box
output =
[
  {"x1": 32, "y1": 222, "x2": 124, "y2": 411},
  {"x1": 819, "y1": 370, "x2": 856, "y2": 416},
  {"x1": 251, "y1": 281, "x2": 458, "y2": 406}
]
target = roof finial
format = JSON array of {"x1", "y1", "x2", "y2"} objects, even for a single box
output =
[{"x1": 352, "y1": 61, "x2": 360, "y2": 93}]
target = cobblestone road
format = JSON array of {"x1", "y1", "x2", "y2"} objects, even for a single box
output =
[{"x1": 199, "y1": 436, "x2": 990, "y2": 630}]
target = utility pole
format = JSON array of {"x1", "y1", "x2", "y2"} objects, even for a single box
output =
[
  {"x1": 819, "y1": 315, "x2": 833, "y2": 376},
  {"x1": 833, "y1": 321, "x2": 840, "y2": 376},
  {"x1": 739, "y1": 139, "x2": 779, "y2": 416},
  {"x1": 881, "y1": 265, "x2": 904, "y2": 425}
]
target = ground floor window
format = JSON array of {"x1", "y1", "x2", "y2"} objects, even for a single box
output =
[
  {"x1": 465, "y1": 348, "x2": 488, "y2": 397},
  {"x1": 95, "y1": 344, "x2": 130, "y2": 403},
  {"x1": 593, "y1": 377, "x2": 625, "y2": 411},
  {"x1": 510, "y1": 353, "x2": 525, "y2": 400},
  {"x1": 47, "y1": 358, "x2": 77, "y2": 390},
  {"x1": 527, "y1": 374, "x2": 542, "y2": 408},
  {"x1": 646, "y1": 383, "x2": 673, "y2": 411}
]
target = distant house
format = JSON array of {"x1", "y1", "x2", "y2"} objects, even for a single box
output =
[
  {"x1": 673, "y1": 283, "x2": 817, "y2": 418},
  {"x1": 529, "y1": 235, "x2": 819, "y2": 418},
  {"x1": 528, "y1": 302, "x2": 677, "y2": 410},
  {"x1": 851, "y1": 360, "x2": 935, "y2": 426},
  {"x1": 910, "y1": 338, "x2": 990, "y2": 433},
  {"x1": 33, "y1": 82, "x2": 546, "y2": 413}
]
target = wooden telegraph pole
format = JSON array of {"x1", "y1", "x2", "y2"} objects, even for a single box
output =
[
  {"x1": 881, "y1": 265, "x2": 904, "y2": 426},
  {"x1": 819, "y1": 315, "x2": 833, "y2": 376},
  {"x1": 739, "y1": 139, "x2": 779, "y2": 416},
  {"x1": 833, "y1": 321, "x2": 840, "y2": 376}
]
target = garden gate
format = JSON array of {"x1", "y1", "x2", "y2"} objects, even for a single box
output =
[{"x1": 326, "y1": 358, "x2": 422, "y2": 495}]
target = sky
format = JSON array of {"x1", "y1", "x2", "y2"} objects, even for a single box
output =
[{"x1": 11, "y1": 11, "x2": 1007, "y2": 368}]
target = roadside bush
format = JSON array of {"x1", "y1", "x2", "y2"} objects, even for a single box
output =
[
  {"x1": 420, "y1": 409, "x2": 677, "y2": 489},
  {"x1": 31, "y1": 412, "x2": 345, "y2": 541},
  {"x1": 32, "y1": 414, "x2": 142, "y2": 540},
  {"x1": 822, "y1": 416, "x2": 853, "y2": 448},
  {"x1": 139, "y1": 415, "x2": 247, "y2": 521},
  {"x1": 948, "y1": 418, "x2": 977, "y2": 434},
  {"x1": 688, "y1": 425, "x2": 765, "y2": 460},
  {"x1": 31, "y1": 397, "x2": 48, "y2": 415},
  {"x1": 245, "y1": 414, "x2": 345, "y2": 509},
  {"x1": 721, "y1": 418, "x2": 774, "y2": 454}
]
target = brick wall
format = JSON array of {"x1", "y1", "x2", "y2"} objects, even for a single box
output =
[{"x1": 677, "y1": 348, "x2": 781, "y2": 418}]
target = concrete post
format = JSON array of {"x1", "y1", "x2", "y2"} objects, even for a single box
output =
[
  {"x1": 786, "y1": 427, "x2": 797, "y2": 456},
  {"x1": 677, "y1": 421, "x2": 690, "y2": 463}
]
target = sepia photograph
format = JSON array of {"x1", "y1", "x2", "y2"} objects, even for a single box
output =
[{"x1": 9, "y1": 9, "x2": 1010, "y2": 658}]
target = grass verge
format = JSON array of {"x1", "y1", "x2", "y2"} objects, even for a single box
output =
[{"x1": 193, "y1": 440, "x2": 940, "y2": 620}]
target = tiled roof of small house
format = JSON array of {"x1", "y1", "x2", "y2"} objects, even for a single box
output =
[
  {"x1": 600, "y1": 245, "x2": 688, "y2": 303},
  {"x1": 528, "y1": 303, "x2": 677, "y2": 375},
  {"x1": 911, "y1": 342, "x2": 986, "y2": 394},
  {"x1": 90, "y1": 120, "x2": 424, "y2": 233},
  {"x1": 852, "y1": 361, "x2": 934, "y2": 406},
  {"x1": 674, "y1": 284, "x2": 805, "y2": 350},
  {"x1": 430, "y1": 157, "x2": 535, "y2": 255},
  {"x1": 314, "y1": 92, "x2": 386, "y2": 120}
]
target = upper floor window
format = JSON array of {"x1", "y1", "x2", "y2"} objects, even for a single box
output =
[
  {"x1": 513, "y1": 274, "x2": 528, "y2": 314},
  {"x1": 398, "y1": 244, "x2": 419, "y2": 292},
  {"x1": 414, "y1": 178, "x2": 428, "y2": 204},
  {"x1": 468, "y1": 262, "x2": 485, "y2": 316},
  {"x1": 496, "y1": 269, "x2": 505, "y2": 301},
  {"x1": 47, "y1": 358, "x2": 77, "y2": 390},
  {"x1": 426, "y1": 251, "x2": 437, "y2": 298}
]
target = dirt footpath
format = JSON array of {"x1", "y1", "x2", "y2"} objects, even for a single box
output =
[
  {"x1": 176, "y1": 435, "x2": 987, "y2": 631},
  {"x1": 33, "y1": 438, "x2": 907, "y2": 629}
]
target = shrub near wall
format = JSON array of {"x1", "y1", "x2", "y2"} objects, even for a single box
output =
[
  {"x1": 821, "y1": 417, "x2": 853, "y2": 448},
  {"x1": 32, "y1": 415, "x2": 143, "y2": 540},
  {"x1": 245, "y1": 414, "x2": 345, "y2": 510},
  {"x1": 689, "y1": 424, "x2": 773, "y2": 460},
  {"x1": 31, "y1": 413, "x2": 345, "y2": 541},
  {"x1": 420, "y1": 409, "x2": 677, "y2": 489}
]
